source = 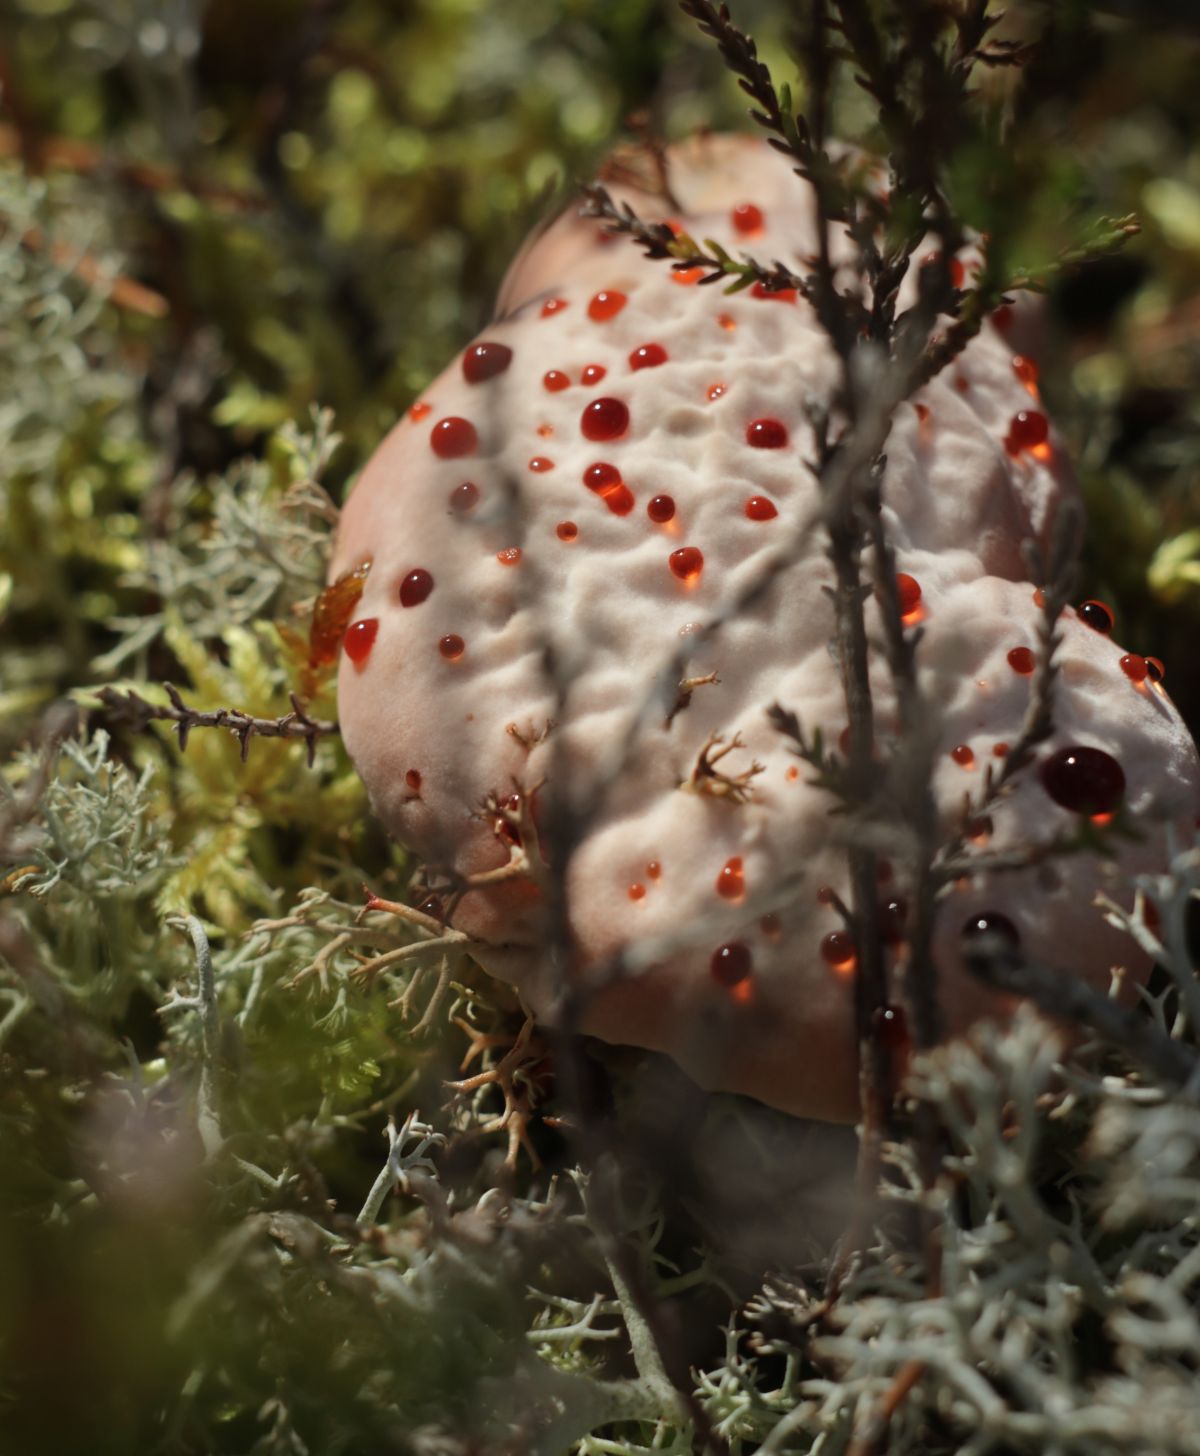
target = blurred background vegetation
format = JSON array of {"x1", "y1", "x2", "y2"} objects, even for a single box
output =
[{"x1": 3, "y1": 2, "x2": 1200, "y2": 1452}]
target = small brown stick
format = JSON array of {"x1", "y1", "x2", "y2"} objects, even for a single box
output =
[{"x1": 15, "y1": 223, "x2": 169, "y2": 318}]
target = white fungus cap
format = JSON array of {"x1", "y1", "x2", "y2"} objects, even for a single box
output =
[{"x1": 331, "y1": 134, "x2": 1200, "y2": 1122}]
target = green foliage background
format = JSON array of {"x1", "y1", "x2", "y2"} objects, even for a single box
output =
[{"x1": 3, "y1": 2, "x2": 1200, "y2": 1453}]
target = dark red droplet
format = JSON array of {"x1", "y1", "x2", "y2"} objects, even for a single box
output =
[
  {"x1": 746, "y1": 418, "x2": 788, "y2": 449},
  {"x1": 820, "y1": 931, "x2": 856, "y2": 973},
  {"x1": 879, "y1": 898, "x2": 907, "y2": 947},
  {"x1": 581, "y1": 363, "x2": 607, "y2": 385},
  {"x1": 557, "y1": 520, "x2": 578, "y2": 542},
  {"x1": 1077, "y1": 599, "x2": 1114, "y2": 635},
  {"x1": 816, "y1": 885, "x2": 836, "y2": 905},
  {"x1": 1004, "y1": 409, "x2": 1049, "y2": 456},
  {"x1": 1007, "y1": 646, "x2": 1035, "y2": 676},
  {"x1": 669, "y1": 547, "x2": 703, "y2": 583},
  {"x1": 399, "y1": 569, "x2": 433, "y2": 607},
  {"x1": 875, "y1": 1003, "x2": 911, "y2": 1058},
  {"x1": 629, "y1": 343, "x2": 668, "y2": 371},
  {"x1": 745, "y1": 495, "x2": 777, "y2": 521},
  {"x1": 584, "y1": 462, "x2": 622, "y2": 496},
  {"x1": 405, "y1": 769, "x2": 422, "y2": 791},
  {"x1": 541, "y1": 298, "x2": 568, "y2": 317},
  {"x1": 715, "y1": 856, "x2": 745, "y2": 901},
  {"x1": 581, "y1": 398, "x2": 630, "y2": 442},
  {"x1": 732, "y1": 202, "x2": 764, "y2": 234},
  {"x1": 993, "y1": 742, "x2": 1010, "y2": 758},
  {"x1": 419, "y1": 895, "x2": 444, "y2": 920},
  {"x1": 604, "y1": 484, "x2": 635, "y2": 516},
  {"x1": 588, "y1": 290, "x2": 626, "y2": 322},
  {"x1": 1120, "y1": 654, "x2": 1148, "y2": 683},
  {"x1": 711, "y1": 941, "x2": 752, "y2": 987},
  {"x1": 951, "y1": 743, "x2": 976, "y2": 769},
  {"x1": 431, "y1": 417, "x2": 477, "y2": 458},
  {"x1": 462, "y1": 340, "x2": 513, "y2": 383},
  {"x1": 1146, "y1": 656, "x2": 1165, "y2": 684},
  {"x1": 896, "y1": 573, "x2": 921, "y2": 618},
  {"x1": 1040, "y1": 746, "x2": 1126, "y2": 816},
  {"x1": 914, "y1": 402, "x2": 931, "y2": 423},
  {"x1": 646, "y1": 860, "x2": 662, "y2": 880},
  {"x1": 750, "y1": 282, "x2": 796, "y2": 303},
  {"x1": 344, "y1": 617, "x2": 378, "y2": 667},
  {"x1": 439, "y1": 634, "x2": 464, "y2": 660},
  {"x1": 647, "y1": 494, "x2": 676, "y2": 524},
  {"x1": 962, "y1": 912, "x2": 1020, "y2": 954},
  {"x1": 543, "y1": 370, "x2": 570, "y2": 392},
  {"x1": 450, "y1": 481, "x2": 479, "y2": 512},
  {"x1": 992, "y1": 303, "x2": 1014, "y2": 332}
]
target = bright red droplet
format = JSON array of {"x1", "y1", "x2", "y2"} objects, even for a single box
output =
[
  {"x1": 786, "y1": 765, "x2": 800, "y2": 782},
  {"x1": 879, "y1": 899, "x2": 907, "y2": 947},
  {"x1": 605, "y1": 484, "x2": 635, "y2": 516},
  {"x1": 707, "y1": 382, "x2": 727, "y2": 401},
  {"x1": 497, "y1": 547, "x2": 522, "y2": 566},
  {"x1": 629, "y1": 343, "x2": 668, "y2": 371},
  {"x1": 541, "y1": 298, "x2": 568, "y2": 317},
  {"x1": 1146, "y1": 656, "x2": 1165, "y2": 684},
  {"x1": 745, "y1": 496, "x2": 777, "y2": 521},
  {"x1": 1007, "y1": 646, "x2": 1035, "y2": 675},
  {"x1": 711, "y1": 941, "x2": 752, "y2": 987},
  {"x1": 581, "y1": 364, "x2": 607, "y2": 385},
  {"x1": 588, "y1": 290, "x2": 626, "y2": 322},
  {"x1": 543, "y1": 370, "x2": 570, "y2": 392},
  {"x1": 1004, "y1": 409, "x2": 1049, "y2": 456},
  {"x1": 344, "y1": 618, "x2": 378, "y2": 667},
  {"x1": 431, "y1": 417, "x2": 477, "y2": 458},
  {"x1": 732, "y1": 202, "x2": 764, "y2": 234},
  {"x1": 529, "y1": 456, "x2": 555, "y2": 472},
  {"x1": 717, "y1": 314, "x2": 737, "y2": 331},
  {"x1": 1120, "y1": 654, "x2": 1148, "y2": 683},
  {"x1": 992, "y1": 303, "x2": 1014, "y2": 332},
  {"x1": 646, "y1": 860, "x2": 662, "y2": 880},
  {"x1": 896, "y1": 573, "x2": 921, "y2": 618},
  {"x1": 669, "y1": 547, "x2": 703, "y2": 583},
  {"x1": 584, "y1": 462, "x2": 622, "y2": 496},
  {"x1": 410, "y1": 401, "x2": 431, "y2": 422},
  {"x1": 1033, "y1": 587, "x2": 1046, "y2": 609},
  {"x1": 462, "y1": 341, "x2": 513, "y2": 383},
  {"x1": 820, "y1": 931, "x2": 856, "y2": 974},
  {"x1": 750, "y1": 282, "x2": 796, "y2": 303},
  {"x1": 439, "y1": 634, "x2": 464, "y2": 660},
  {"x1": 405, "y1": 769, "x2": 422, "y2": 791},
  {"x1": 1012, "y1": 354, "x2": 1039, "y2": 391},
  {"x1": 628, "y1": 882, "x2": 646, "y2": 902},
  {"x1": 581, "y1": 398, "x2": 630, "y2": 441},
  {"x1": 1078, "y1": 599, "x2": 1114, "y2": 634},
  {"x1": 673, "y1": 266, "x2": 703, "y2": 285},
  {"x1": 399, "y1": 568, "x2": 434, "y2": 608},
  {"x1": 1040, "y1": 746, "x2": 1126, "y2": 816},
  {"x1": 449, "y1": 481, "x2": 479, "y2": 512},
  {"x1": 557, "y1": 521, "x2": 578, "y2": 542},
  {"x1": 951, "y1": 743, "x2": 976, "y2": 769},
  {"x1": 648, "y1": 495, "x2": 676, "y2": 524},
  {"x1": 715, "y1": 856, "x2": 745, "y2": 901},
  {"x1": 746, "y1": 418, "x2": 788, "y2": 449},
  {"x1": 949, "y1": 257, "x2": 965, "y2": 289}
]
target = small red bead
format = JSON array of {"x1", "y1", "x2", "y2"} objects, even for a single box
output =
[
  {"x1": 496, "y1": 547, "x2": 522, "y2": 566},
  {"x1": 409, "y1": 401, "x2": 431, "y2": 421},
  {"x1": 431, "y1": 417, "x2": 477, "y2": 458},
  {"x1": 1004, "y1": 409, "x2": 1049, "y2": 456},
  {"x1": 439, "y1": 634, "x2": 464, "y2": 660},
  {"x1": 588, "y1": 290, "x2": 626, "y2": 322},
  {"x1": 629, "y1": 343, "x2": 668, "y2": 371},
  {"x1": 581, "y1": 363, "x2": 607, "y2": 385},
  {"x1": 647, "y1": 495, "x2": 676, "y2": 524},
  {"x1": 556, "y1": 521, "x2": 578, "y2": 542},
  {"x1": 1077, "y1": 599, "x2": 1114, "y2": 634},
  {"x1": 399, "y1": 569, "x2": 434, "y2": 608},
  {"x1": 541, "y1": 298, "x2": 568, "y2": 317},
  {"x1": 711, "y1": 941, "x2": 752, "y2": 987},
  {"x1": 896, "y1": 573, "x2": 922, "y2": 617},
  {"x1": 581, "y1": 397, "x2": 630, "y2": 442},
  {"x1": 343, "y1": 618, "x2": 378, "y2": 667},
  {"x1": 543, "y1": 370, "x2": 570, "y2": 392},
  {"x1": 628, "y1": 883, "x2": 646, "y2": 902},
  {"x1": 1012, "y1": 354, "x2": 1039, "y2": 389},
  {"x1": 462, "y1": 341, "x2": 513, "y2": 383},
  {"x1": 584, "y1": 462, "x2": 622, "y2": 496},
  {"x1": 951, "y1": 743, "x2": 976, "y2": 769},
  {"x1": 820, "y1": 931, "x2": 856, "y2": 972},
  {"x1": 673, "y1": 266, "x2": 704, "y2": 285},
  {"x1": 449, "y1": 481, "x2": 479, "y2": 512},
  {"x1": 750, "y1": 282, "x2": 796, "y2": 303},
  {"x1": 1119, "y1": 654, "x2": 1147, "y2": 683},
  {"x1": 732, "y1": 202, "x2": 764, "y2": 234},
  {"x1": 744, "y1": 496, "x2": 777, "y2": 521},
  {"x1": 1146, "y1": 656, "x2": 1165, "y2": 683},
  {"x1": 405, "y1": 769, "x2": 422, "y2": 791},
  {"x1": 604, "y1": 484, "x2": 635, "y2": 516},
  {"x1": 1007, "y1": 646, "x2": 1036, "y2": 675},
  {"x1": 669, "y1": 547, "x2": 704, "y2": 583},
  {"x1": 879, "y1": 898, "x2": 907, "y2": 947},
  {"x1": 746, "y1": 418, "x2": 788, "y2": 449},
  {"x1": 529, "y1": 456, "x2": 555, "y2": 472},
  {"x1": 715, "y1": 857, "x2": 745, "y2": 901}
]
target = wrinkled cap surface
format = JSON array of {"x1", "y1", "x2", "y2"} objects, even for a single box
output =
[{"x1": 331, "y1": 134, "x2": 1200, "y2": 1121}]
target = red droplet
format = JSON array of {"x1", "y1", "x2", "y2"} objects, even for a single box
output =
[
  {"x1": 604, "y1": 484, "x2": 635, "y2": 516},
  {"x1": 967, "y1": 814, "x2": 993, "y2": 844},
  {"x1": 717, "y1": 314, "x2": 737, "y2": 331},
  {"x1": 629, "y1": 343, "x2": 668, "y2": 371},
  {"x1": 579, "y1": 366, "x2": 605, "y2": 388},
  {"x1": 537, "y1": 423, "x2": 554, "y2": 439},
  {"x1": 405, "y1": 769, "x2": 422, "y2": 791},
  {"x1": 992, "y1": 303, "x2": 1014, "y2": 332},
  {"x1": 1146, "y1": 656, "x2": 1165, "y2": 683},
  {"x1": 462, "y1": 341, "x2": 513, "y2": 383},
  {"x1": 914, "y1": 402, "x2": 931, "y2": 423},
  {"x1": 543, "y1": 370, "x2": 570, "y2": 392},
  {"x1": 673, "y1": 266, "x2": 704, "y2": 285},
  {"x1": 993, "y1": 742, "x2": 1010, "y2": 757},
  {"x1": 1077, "y1": 599, "x2": 1114, "y2": 634},
  {"x1": 750, "y1": 281, "x2": 796, "y2": 303},
  {"x1": 410, "y1": 401, "x2": 432, "y2": 422},
  {"x1": 761, "y1": 912, "x2": 783, "y2": 942},
  {"x1": 1007, "y1": 646, "x2": 1036, "y2": 675},
  {"x1": 344, "y1": 617, "x2": 378, "y2": 667},
  {"x1": 745, "y1": 495, "x2": 778, "y2": 521},
  {"x1": 949, "y1": 256, "x2": 966, "y2": 289},
  {"x1": 732, "y1": 202, "x2": 764, "y2": 234},
  {"x1": 746, "y1": 418, "x2": 788, "y2": 449},
  {"x1": 1120, "y1": 653, "x2": 1148, "y2": 683},
  {"x1": 419, "y1": 895, "x2": 444, "y2": 920},
  {"x1": 896, "y1": 573, "x2": 922, "y2": 618},
  {"x1": 786, "y1": 765, "x2": 800, "y2": 782},
  {"x1": 1040, "y1": 746, "x2": 1126, "y2": 815},
  {"x1": 399, "y1": 568, "x2": 434, "y2": 607},
  {"x1": 628, "y1": 882, "x2": 646, "y2": 901},
  {"x1": 449, "y1": 481, "x2": 479, "y2": 512},
  {"x1": 541, "y1": 298, "x2": 568, "y2": 317},
  {"x1": 707, "y1": 382, "x2": 727, "y2": 401},
  {"x1": 431, "y1": 417, "x2": 477, "y2": 458},
  {"x1": 876, "y1": 1004, "x2": 911, "y2": 1061},
  {"x1": 1004, "y1": 409, "x2": 1049, "y2": 456},
  {"x1": 309, "y1": 560, "x2": 371, "y2": 667},
  {"x1": 529, "y1": 456, "x2": 555, "y2": 472},
  {"x1": 647, "y1": 494, "x2": 676, "y2": 524},
  {"x1": 955, "y1": 373, "x2": 970, "y2": 393},
  {"x1": 879, "y1": 898, "x2": 907, "y2": 947},
  {"x1": 588, "y1": 289, "x2": 626, "y2": 322},
  {"x1": 581, "y1": 397, "x2": 630, "y2": 442},
  {"x1": 497, "y1": 547, "x2": 522, "y2": 566},
  {"x1": 557, "y1": 520, "x2": 578, "y2": 542},
  {"x1": 646, "y1": 860, "x2": 662, "y2": 881},
  {"x1": 715, "y1": 856, "x2": 745, "y2": 901},
  {"x1": 820, "y1": 931, "x2": 857, "y2": 974},
  {"x1": 439, "y1": 634, "x2": 464, "y2": 660},
  {"x1": 816, "y1": 885, "x2": 836, "y2": 905},
  {"x1": 951, "y1": 743, "x2": 976, "y2": 769},
  {"x1": 962, "y1": 912, "x2": 1020, "y2": 954},
  {"x1": 1033, "y1": 587, "x2": 1046, "y2": 609},
  {"x1": 584, "y1": 462, "x2": 621, "y2": 495},
  {"x1": 1012, "y1": 354, "x2": 1039, "y2": 390},
  {"x1": 669, "y1": 547, "x2": 703, "y2": 583},
  {"x1": 711, "y1": 941, "x2": 752, "y2": 987}
]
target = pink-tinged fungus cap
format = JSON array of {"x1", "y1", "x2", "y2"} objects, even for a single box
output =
[{"x1": 331, "y1": 134, "x2": 1200, "y2": 1122}]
